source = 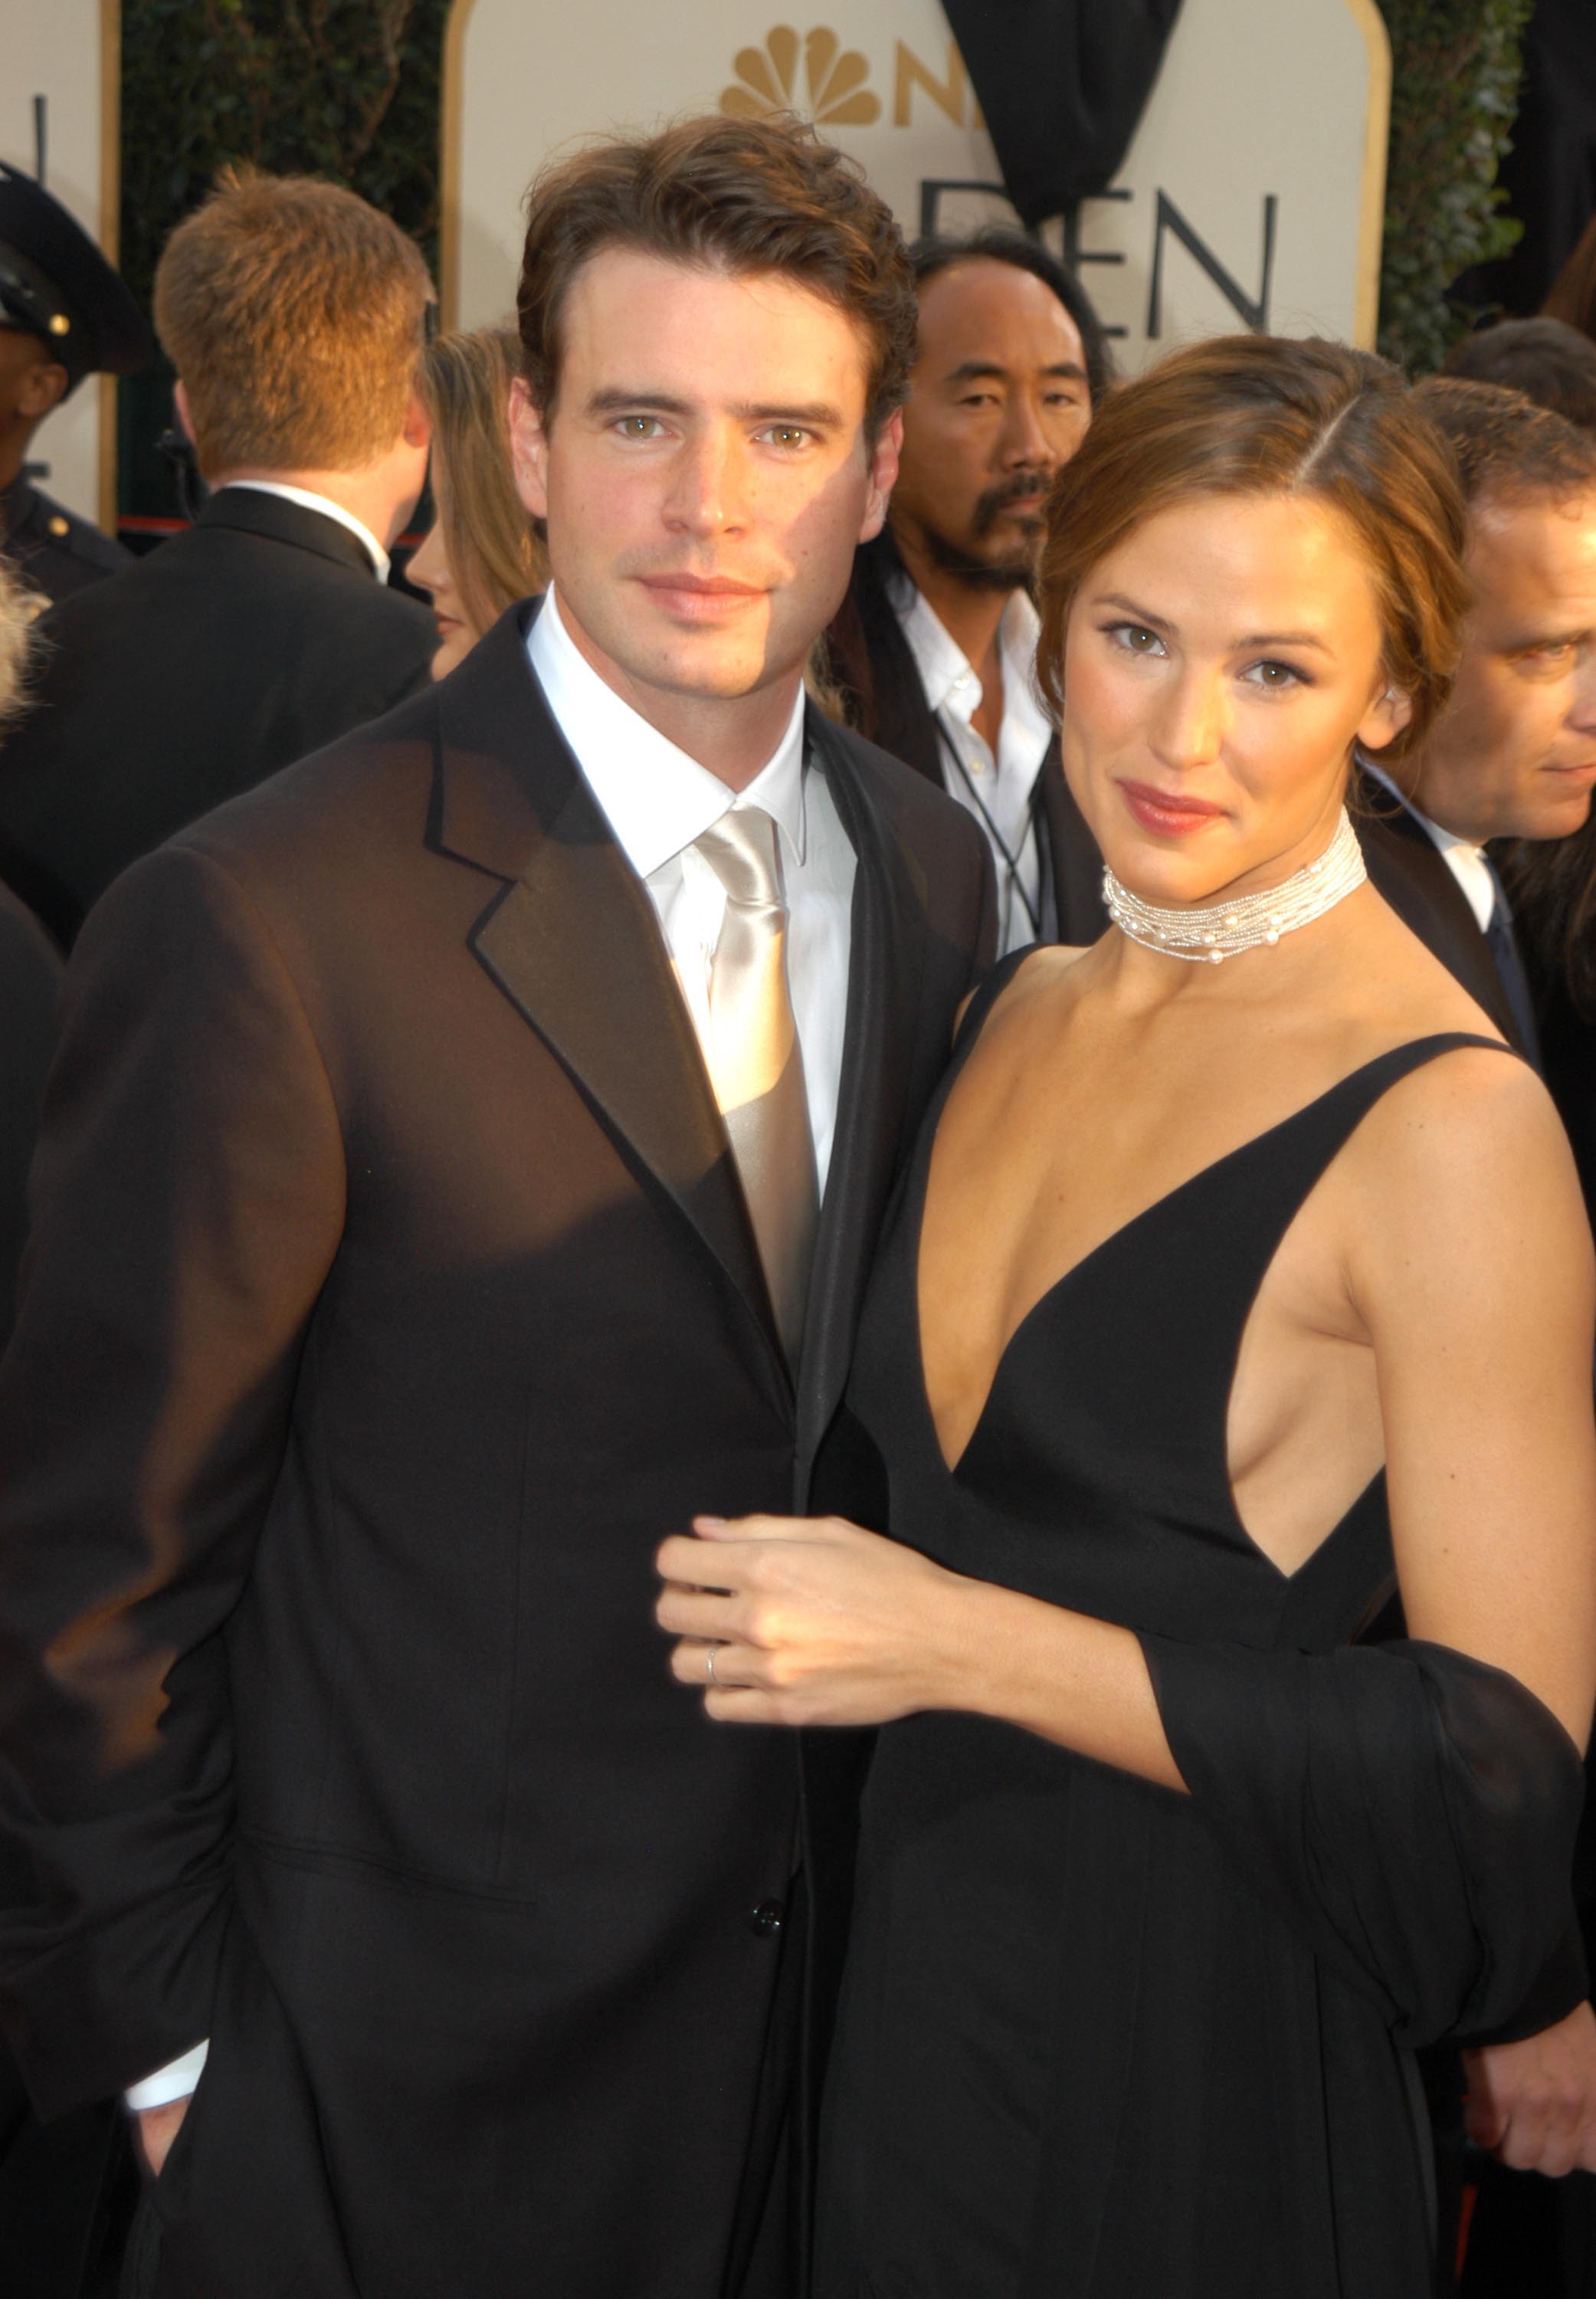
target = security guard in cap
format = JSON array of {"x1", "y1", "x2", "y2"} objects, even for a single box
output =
[{"x1": 0, "y1": 160, "x2": 152, "y2": 606}]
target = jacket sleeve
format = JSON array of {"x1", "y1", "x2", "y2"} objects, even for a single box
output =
[
  {"x1": 1140, "y1": 1632, "x2": 1587, "y2": 2049},
  {"x1": 0, "y1": 842, "x2": 345, "y2": 2114}
]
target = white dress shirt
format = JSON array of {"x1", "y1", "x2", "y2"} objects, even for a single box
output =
[
  {"x1": 892, "y1": 577, "x2": 1051, "y2": 955},
  {"x1": 528, "y1": 588, "x2": 856, "y2": 1192},
  {"x1": 220, "y1": 480, "x2": 392, "y2": 585},
  {"x1": 124, "y1": 591, "x2": 857, "y2": 2118},
  {"x1": 1362, "y1": 761, "x2": 1496, "y2": 930}
]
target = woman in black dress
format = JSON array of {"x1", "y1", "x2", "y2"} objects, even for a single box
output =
[{"x1": 657, "y1": 338, "x2": 1596, "y2": 2296}]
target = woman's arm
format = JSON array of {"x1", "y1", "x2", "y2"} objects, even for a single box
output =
[
  {"x1": 656, "y1": 1509, "x2": 1187, "y2": 1787},
  {"x1": 1347, "y1": 1045, "x2": 1596, "y2": 1752},
  {"x1": 657, "y1": 1048, "x2": 1596, "y2": 1769}
]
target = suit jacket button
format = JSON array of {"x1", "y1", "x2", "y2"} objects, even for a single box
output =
[{"x1": 748, "y1": 1897, "x2": 784, "y2": 1937}]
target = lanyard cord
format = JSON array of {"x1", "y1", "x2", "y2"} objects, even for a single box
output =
[{"x1": 932, "y1": 714, "x2": 1043, "y2": 943}]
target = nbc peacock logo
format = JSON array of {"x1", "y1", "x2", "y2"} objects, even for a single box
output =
[{"x1": 720, "y1": 26, "x2": 881, "y2": 126}]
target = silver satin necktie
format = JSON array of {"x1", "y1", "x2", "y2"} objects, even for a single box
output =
[{"x1": 693, "y1": 807, "x2": 820, "y2": 1365}]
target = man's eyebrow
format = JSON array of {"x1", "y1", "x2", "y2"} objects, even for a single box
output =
[
  {"x1": 732, "y1": 399, "x2": 845, "y2": 428},
  {"x1": 585, "y1": 387, "x2": 693, "y2": 418},
  {"x1": 582, "y1": 387, "x2": 844, "y2": 428},
  {"x1": 1092, "y1": 594, "x2": 1335, "y2": 652},
  {"x1": 1503, "y1": 626, "x2": 1591, "y2": 652},
  {"x1": 941, "y1": 359, "x2": 1089, "y2": 385}
]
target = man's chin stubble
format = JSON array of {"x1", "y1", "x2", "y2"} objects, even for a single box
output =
[{"x1": 922, "y1": 524, "x2": 1039, "y2": 596}]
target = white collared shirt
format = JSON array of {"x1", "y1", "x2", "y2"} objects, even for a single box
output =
[
  {"x1": 892, "y1": 577, "x2": 1050, "y2": 954},
  {"x1": 1362, "y1": 761, "x2": 1497, "y2": 931},
  {"x1": 528, "y1": 589, "x2": 856, "y2": 1192},
  {"x1": 123, "y1": 587, "x2": 859, "y2": 2121},
  {"x1": 220, "y1": 480, "x2": 392, "y2": 585}
]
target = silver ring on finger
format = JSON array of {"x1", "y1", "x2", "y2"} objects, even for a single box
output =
[{"x1": 706, "y1": 1644, "x2": 719, "y2": 1687}]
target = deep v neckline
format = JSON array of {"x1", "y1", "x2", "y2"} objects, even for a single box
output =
[{"x1": 912, "y1": 1022, "x2": 1512, "y2": 1482}]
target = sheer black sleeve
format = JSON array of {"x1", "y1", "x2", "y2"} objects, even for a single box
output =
[{"x1": 1139, "y1": 1634, "x2": 1586, "y2": 2048}]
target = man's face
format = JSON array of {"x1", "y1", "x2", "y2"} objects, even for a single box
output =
[
  {"x1": 1409, "y1": 490, "x2": 1596, "y2": 842},
  {"x1": 0, "y1": 326, "x2": 68, "y2": 435},
  {"x1": 888, "y1": 257, "x2": 1091, "y2": 591},
  {"x1": 509, "y1": 249, "x2": 897, "y2": 711}
]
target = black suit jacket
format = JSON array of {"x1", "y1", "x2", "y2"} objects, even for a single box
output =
[
  {"x1": 1353, "y1": 770, "x2": 1522, "y2": 1051},
  {"x1": 0, "y1": 474, "x2": 130, "y2": 608},
  {"x1": 0, "y1": 487, "x2": 435, "y2": 946},
  {"x1": 826, "y1": 548, "x2": 1108, "y2": 946},
  {"x1": 0, "y1": 602, "x2": 994, "y2": 2299}
]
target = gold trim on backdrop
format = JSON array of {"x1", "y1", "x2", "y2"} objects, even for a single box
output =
[
  {"x1": 440, "y1": 0, "x2": 479, "y2": 330},
  {"x1": 1344, "y1": 0, "x2": 1391, "y2": 349},
  {"x1": 98, "y1": 0, "x2": 122, "y2": 532}
]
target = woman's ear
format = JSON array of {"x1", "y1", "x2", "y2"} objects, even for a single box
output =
[{"x1": 1356, "y1": 680, "x2": 1414, "y2": 756}]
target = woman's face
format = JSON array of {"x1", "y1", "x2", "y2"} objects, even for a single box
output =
[
  {"x1": 1060, "y1": 491, "x2": 1411, "y2": 907},
  {"x1": 406, "y1": 472, "x2": 480, "y2": 679}
]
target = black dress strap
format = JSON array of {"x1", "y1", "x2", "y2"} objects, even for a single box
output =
[{"x1": 951, "y1": 946, "x2": 1046, "y2": 1057}]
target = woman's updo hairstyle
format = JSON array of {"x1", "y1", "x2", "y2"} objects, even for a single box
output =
[{"x1": 1036, "y1": 335, "x2": 1470, "y2": 764}]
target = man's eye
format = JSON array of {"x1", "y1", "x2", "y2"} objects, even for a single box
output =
[
  {"x1": 614, "y1": 416, "x2": 664, "y2": 440},
  {"x1": 757, "y1": 425, "x2": 811, "y2": 449}
]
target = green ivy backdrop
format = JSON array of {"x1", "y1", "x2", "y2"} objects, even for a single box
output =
[
  {"x1": 114, "y1": 0, "x2": 1539, "y2": 520},
  {"x1": 118, "y1": 0, "x2": 451, "y2": 521},
  {"x1": 1375, "y1": 0, "x2": 1534, "y2": 374}
]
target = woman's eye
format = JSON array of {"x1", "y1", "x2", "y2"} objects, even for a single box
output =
[
  {"x1": 1243, "y1": 659, "x2": 1305, "y2": 690},
  {"x1": 1105, "y1": 622, "x2": 1165, "y2": 657}
]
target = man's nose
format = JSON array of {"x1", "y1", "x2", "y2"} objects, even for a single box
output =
[
  {"x1": 998, "y1": 391, "x2": 1054, "y2": 473},
  {"x1": 1568, "y1": 648, "x2": 1596, "y2": 736},
  {"x1": 663, "y1": 430, "x2": 748, "y2": 535}
]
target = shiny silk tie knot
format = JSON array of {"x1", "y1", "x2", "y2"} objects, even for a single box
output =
[{"x1": 693, "y1": 807, "x2": 820, "y2": 1366}]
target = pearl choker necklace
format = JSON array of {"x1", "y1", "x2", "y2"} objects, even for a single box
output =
[{"x1": 1103, "y1": 807, "x2": 1367, "y2": 964}]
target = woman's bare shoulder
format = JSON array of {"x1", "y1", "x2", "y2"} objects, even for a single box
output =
[
  {"x1": 1345, "y1": 1037, "x2": 1586, "y2": 1274},
  {"x1": 951, "y1": 943, "x2": 1093, "y2": 1042}
]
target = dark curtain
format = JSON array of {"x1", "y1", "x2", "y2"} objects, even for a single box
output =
[
  {"x1": 1452, "y1": 0, "x2": 1596, "y2": 318},
  {"x1": 939, "y1": 0, "x2": 1185, "y2": 225}
]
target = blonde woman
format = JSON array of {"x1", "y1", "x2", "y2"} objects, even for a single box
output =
[{"x1": 408, "y1": 325, "x2": 546, "y2": 674}]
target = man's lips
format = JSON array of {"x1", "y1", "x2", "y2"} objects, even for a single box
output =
[
  {"x1": 1117, "y1": 779, "x2": 1226, "y2": 835},
  {"x1": 637, "y1": 574, "x2": 766, "y2": 596},
  {"x1": 634, "y1": 572, "x2": 769, "y2": 620}
]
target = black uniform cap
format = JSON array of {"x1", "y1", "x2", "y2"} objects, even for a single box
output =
[{"x1": 0, "y1": 162, "x2": 153, "y2": 394}]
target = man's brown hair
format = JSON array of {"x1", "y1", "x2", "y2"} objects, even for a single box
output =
[
  {"x1": 516, "y1": 113, "x2": 915, "y2": 443},
  {"x1": 1441, "y1": 320, "x2": 1596, "y2": 436},
  {"x1": 1410, "y1": 375, "x2": 1596, "y2": 510},
  {"x1": 154, "y1": 168, "x2": 434, "y2": 479},
  {"x1": 1036, "y1": 335, "x2": 1470, "y2": 764}
]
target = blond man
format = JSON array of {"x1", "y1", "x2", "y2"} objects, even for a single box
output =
[{"x1": 0, "y1": 169, "x2": 437, "y2": 947}]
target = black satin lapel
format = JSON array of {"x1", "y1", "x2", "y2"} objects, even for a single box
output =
[
  {"x1": 798, "y1": 719, "x2": 924, "y2": 1467},
  {"x1": 470, "y1": 773, "x2": 788, "y2": 1386}
]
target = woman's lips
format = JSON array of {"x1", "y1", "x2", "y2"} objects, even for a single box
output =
[{"x1": 1117, "y1": 779, "x2": 1226, "y2": 836}]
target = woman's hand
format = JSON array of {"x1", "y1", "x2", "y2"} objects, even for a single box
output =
[{"x1": 655, "y1": 1514, "x2": 972, "y2": 1727}]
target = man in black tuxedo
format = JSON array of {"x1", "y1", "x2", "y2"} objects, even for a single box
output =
[
  {"x1": 0, "y1": 115, "x2": 992, "y2": 2299},
  {"x1": 824, "y1": 231, "x2": 1109, "y2": 949},
  {"x1": 0, "y1": 167, "x2": 436, "y2": 949},
  {"x1": 1357, "y1": 376, "x2": 1596, "y2": 2290}
]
